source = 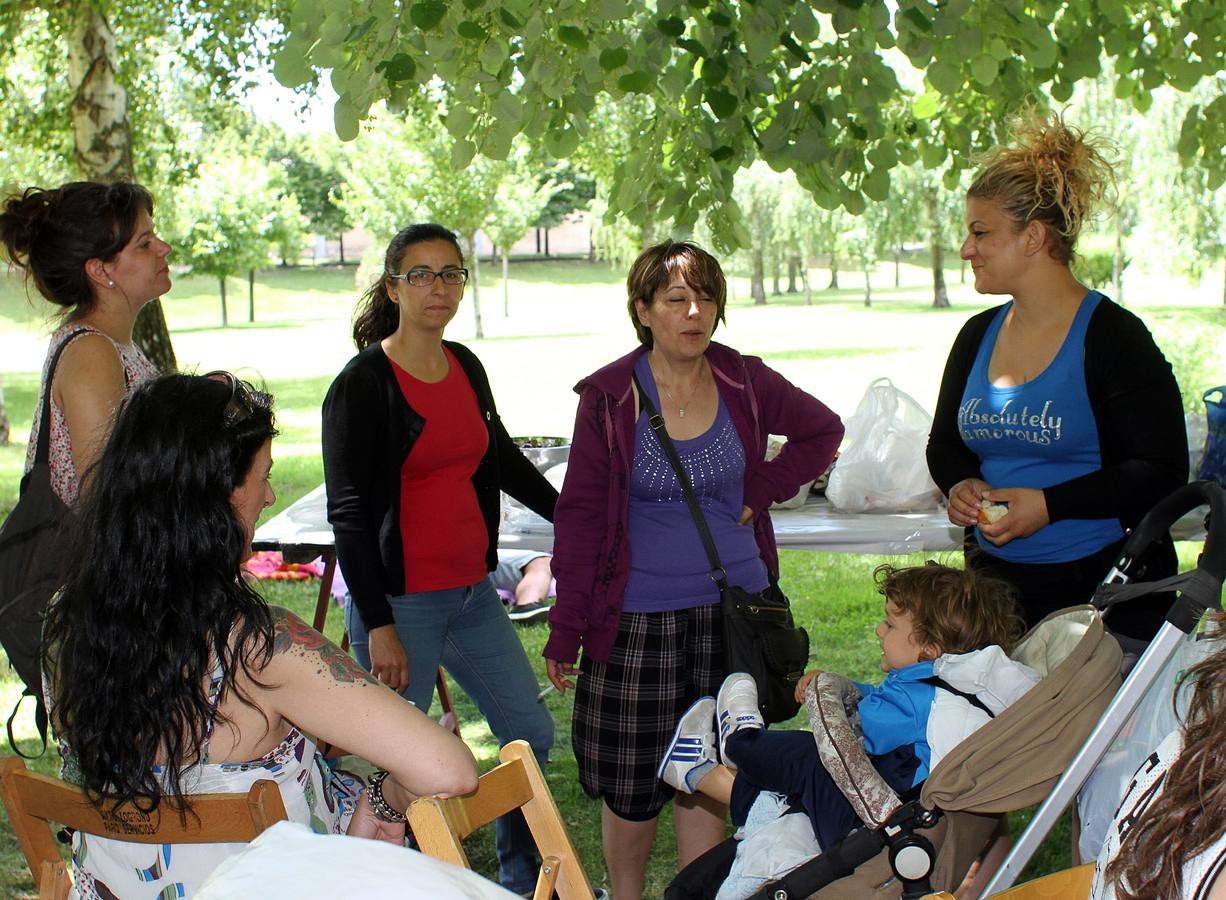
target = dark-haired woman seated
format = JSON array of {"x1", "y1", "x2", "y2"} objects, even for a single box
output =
[{"x1": 43, "y1": 373, "x2": 477, "y2": 899}]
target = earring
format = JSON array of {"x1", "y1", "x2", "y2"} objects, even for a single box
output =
[{"x1": 108, "y1": 281, "x2": 115, "y2": 288}]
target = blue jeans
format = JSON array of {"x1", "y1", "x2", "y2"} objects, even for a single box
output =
[{"x1": 346, "y1": 576, "x2": 555, "y2": 894}]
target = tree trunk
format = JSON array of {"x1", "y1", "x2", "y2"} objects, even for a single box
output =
[
  {"x1": 338, "y1": 232, "x2": 346, "y2": 264},
  {"x1": 502, "y1": 250, "x2": 510, "y2": 317},
  {"x1": 68, "y1": 3, "x2": 177, "y2": 372},
  {"x1": 0, "y1": 381, "x2": 9, "y2": 447},
  {"x1": 864, "y1": 264, "x2": 872, "y2": 307},
  {"x1": 219, "y1": 277, "x2": 229, "y2": 327},
  {"x1": 248, "y1": 269, "x2": 255, "y2": 322},
  {"x1": 468, "y1": 233, "x2": 484, "y2": 338},
  {"x1": 771, "y1": 261, "x2": 781, "y2": 296},
  {"x1": 751, "y1": 248, "x2": 766, "y2": 305},
  {"x1": 928, "y1": 189, "x2": 950, "y2": 308},
  {"x1": 894, "y1": 248, "x2": 901, "y2": 287},
  {"x1": 802, "y1": 266, "x2": 812, "y2": 305},
  {"x1": 827, "y1": 254, "x2": 839, "y2": 290},
  {"x1": 787, "y1": 256, "x2": 799, "y2": 293},
  {"x1": 543, "y1": 230, "x2": 550, "y2": 257}
]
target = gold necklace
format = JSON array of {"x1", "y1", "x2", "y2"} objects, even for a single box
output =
[{"x1": 658, "y1": 364, "x2": 705, "y2": 418}]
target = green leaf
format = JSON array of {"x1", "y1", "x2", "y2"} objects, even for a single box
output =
[
  {"x1": 479, "y1": 39, "x2": 508, "y2": 75},
  {"x1": 677, "y1": 37, "x2": 708, "y2": 57},
  {"x1": 919, "y1": 140, "x2": 946, "y2": 168},
  {"x1": 707, "y1": 9, "x2": 731, "y2": 27},
  {"x1": 955, "y1": 26, "x2": 982, "y2": 58},
  {"x1": 657, "y1": 16, "x2": 686, "y2": 37},
  {"x1": 451, "y1": 138, "x2": 477, "y2": 169},
  {"x1": 492, "y1": 91, "x2": 523, "y2": 125},
  {"x1": 705, "y1": 86, "x2": 738, "y2": 119},
  {"x1": 544, "y1": 125, "x2": 580, "y2": 158},
  {"x1": 912, "y1": 91, "x2": 940, "y2": 119},
  {"x1": 346, "y1": 17, "x2": 377, "y2": 43},
  {"x1": 457, "y1": 20, "x2": 487, "y2": 40},
  {"x1": 617, "y1": 71, "x2": 654, "y2": 93},
  {"x1": 701, "y1": 57, "x2": 728, "y2": 83},
  {"x1": 462, "y1": 0, "x2": 485, "y2": 8},
  {"x1": 273, "y1": 43, "x2": 313, "y2": 88},
  {"x1": 1050, "y1": 78, "x2": 1073, "y2": 102},
  {"x1": 558, "y1": 25, "x2": 589, "y2": 50},
  {"x1": 926, "y1": 60, "x2": 961, "y2": 95},
  {"x1": 599, "y1": 47, "x2": 629, "y2": 70},
  {"x1": 381, "y1": 53, "x2": 417, "y2": 83},
  {"x1": 901, "y1": 7, "x2": 932, "y2": 33},
  {"x1": 500, "y1": 8, "x2": 521, "y2": 28},
  {"x1": 410, "y1": 1, "x2": 447, "y2": 31},
  {"x1": 970, "y1": 54, "x2": 998, "y2": 86},
  {"x1": 711, "y1": 145, "x2": 735, "y2": 162},
  {"x1": 1177, "y1": 106, "x2": 1201, "y2": 160},
  {"x1": 333, "y1": 97, "x2": 361, "y2": 142},
  {"x1": 446, "y1": 105, "x2": 475, "y2": 138},
  {"x1": 861, "y1": 166, "x2": 889, "y2": 201}
]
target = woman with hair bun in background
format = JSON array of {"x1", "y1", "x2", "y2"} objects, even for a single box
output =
[
  {"x1": 926, "y1": 112, "x2": 1187, "y2": 648},
  {"x1": 0, "y1": 181, "x2": 170, "y2": 504}
]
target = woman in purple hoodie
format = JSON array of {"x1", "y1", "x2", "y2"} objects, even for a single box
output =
[{"x1": 543, "y1": 240, "x2": 843, "y2": 899}]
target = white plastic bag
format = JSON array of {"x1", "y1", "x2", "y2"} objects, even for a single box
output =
[
  {"x1": 825, "y1": 378, "x2": 942, "y2": 512},
  {"x1": 1076, "y1": 625, "x2": 1220, "y2": 862}
]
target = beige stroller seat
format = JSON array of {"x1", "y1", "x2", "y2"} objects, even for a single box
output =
[{"x1": 679, "y1": 605, "x2": 1121, "y2": 900}]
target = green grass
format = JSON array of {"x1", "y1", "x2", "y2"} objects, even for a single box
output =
[{"x1": 2, "y1": 256, "x2": 1225, "y2": 894}]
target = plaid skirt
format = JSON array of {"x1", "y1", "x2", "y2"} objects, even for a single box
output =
[{"x1": 572, "y1": 603, "x2": 724, "y2": 820}]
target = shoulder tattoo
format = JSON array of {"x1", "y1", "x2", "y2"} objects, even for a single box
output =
[{"x1": 270, "y1": 607, "x2": 379, "y2": 687}]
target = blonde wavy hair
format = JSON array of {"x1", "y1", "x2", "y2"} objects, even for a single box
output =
[{"x1": 967, "y1": 109, "x2": 1116, "y2": 264}]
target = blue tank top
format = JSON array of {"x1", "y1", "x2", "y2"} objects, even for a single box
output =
[{"x1": 958, "y1": 291, "x2": 1123, "y2": 563}]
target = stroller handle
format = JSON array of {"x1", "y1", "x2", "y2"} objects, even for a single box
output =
[{"x1": 1119, "y1": 480, "x2": 1226, "y2": 582}]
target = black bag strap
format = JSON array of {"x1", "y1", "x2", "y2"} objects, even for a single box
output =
[
  {"x1": 32, "y1": 328, "x2": 93, "y2": 467},
  {"x1": 631, "y1": 370, "x2": 728, "y2": 586},
  {"x1": 920, "y1": 676, "x2": 995, "y2": 719},
  {"x1": 7, "y1": 688, "x2": 48, "y2": 758}
]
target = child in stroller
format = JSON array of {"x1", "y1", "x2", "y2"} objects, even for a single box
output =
[{"x1": 658, "y1": 561, "x2": 1042, "y2": 898}]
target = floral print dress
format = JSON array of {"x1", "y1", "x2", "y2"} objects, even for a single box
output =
[
  {"x1": 25, "y1": 323, "x2": 158, "y2": 505},
  {"x1": 60, "y1": 664, "x2": 362, "y2": 900}
]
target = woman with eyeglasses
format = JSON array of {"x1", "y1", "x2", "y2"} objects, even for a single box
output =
[
  {"x1": 43, "y1": 373, "x2": 478, "y2": 898},
  {"x1": 1, "y1": 181, "x2": 170, "y2": 506},
  {"x1": 322, "y1": 223, "x2": 557, "y2": 897}
]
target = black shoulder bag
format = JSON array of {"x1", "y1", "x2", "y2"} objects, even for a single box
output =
[
  {"x1": 0, "y1": 329, "x2": 91, "y2": 754},
  {"x1": 632, "y1": 372, "x2": 809, "y2": 724}
]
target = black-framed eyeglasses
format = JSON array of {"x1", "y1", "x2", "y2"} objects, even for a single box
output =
[
  {"x1": 387, "y1": 267, "x2": 470, "y2": 287},
  {"x1": 204, "y1": 370, "x2": 272, "y2": 427}
]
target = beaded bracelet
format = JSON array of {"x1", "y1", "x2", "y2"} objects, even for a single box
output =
[{"x1": 366, "y1": 770, "x2": 406, "y2": 824}]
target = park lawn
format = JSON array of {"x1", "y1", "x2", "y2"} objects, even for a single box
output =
[{"x1": 1, "y1": 257, "x2": 1224, "y2": 894}]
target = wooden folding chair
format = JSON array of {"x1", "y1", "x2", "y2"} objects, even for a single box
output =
[
  {"x1": 409, "y1": 739, "x2": 595, "y2": 900},
  {"x1": 0, "y1": 756, "x2": 288, "y2": 899},
  {"x1": 923, "y1": 860, "x2": 1094, "y2": 899}
]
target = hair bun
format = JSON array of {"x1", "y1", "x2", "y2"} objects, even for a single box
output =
[{"x1": 0, "y1": 187, "x2": 54, "y2": 263}]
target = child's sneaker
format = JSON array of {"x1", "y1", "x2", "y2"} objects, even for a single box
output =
[
  {"x1": 717, "y1": 672, "x2": 764, "y2": 771},
  {"x1": 657, "y1": 696, "x2": 717, "y2": 793}
]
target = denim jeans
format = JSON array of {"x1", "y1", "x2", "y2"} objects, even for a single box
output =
[{"x1": 346, "y1": 576, "x2": 555, "y2": 894}]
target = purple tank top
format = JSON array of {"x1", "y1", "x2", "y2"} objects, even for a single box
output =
[{"x1": 623, "y1": 355, "x2": 769, "y2": 613}]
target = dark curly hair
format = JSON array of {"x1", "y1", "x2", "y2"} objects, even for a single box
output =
[
  {"x1": 0, "y1": 181, "x2": 154, "y2": 314},
  {"x1": 352, "y1": 223, "x2": 463, "y2": 350},
  {"x1": 43, "y1": 373, "x2": 277, "y2": 812}
]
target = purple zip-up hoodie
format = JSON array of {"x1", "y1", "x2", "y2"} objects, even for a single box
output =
[{"x1": 544, "y1": 342, "x2": 843, "y2": 665}]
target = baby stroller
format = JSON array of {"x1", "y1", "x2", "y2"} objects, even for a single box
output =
[{"x1": 666, "y1": 480, "x2": 1226, "y2": 899}]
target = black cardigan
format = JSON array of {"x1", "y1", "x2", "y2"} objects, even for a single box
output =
[
  {"x1": 927, "y1": 297, "x2": 1188, "y2": 533},
  {"x1": 322, "y1": 341, "x2": 558, "y2": 631}
]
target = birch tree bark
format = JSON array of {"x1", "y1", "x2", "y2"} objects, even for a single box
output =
[{"x1": 66, "y1": 2, "x2": 177, "y2": 372}]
